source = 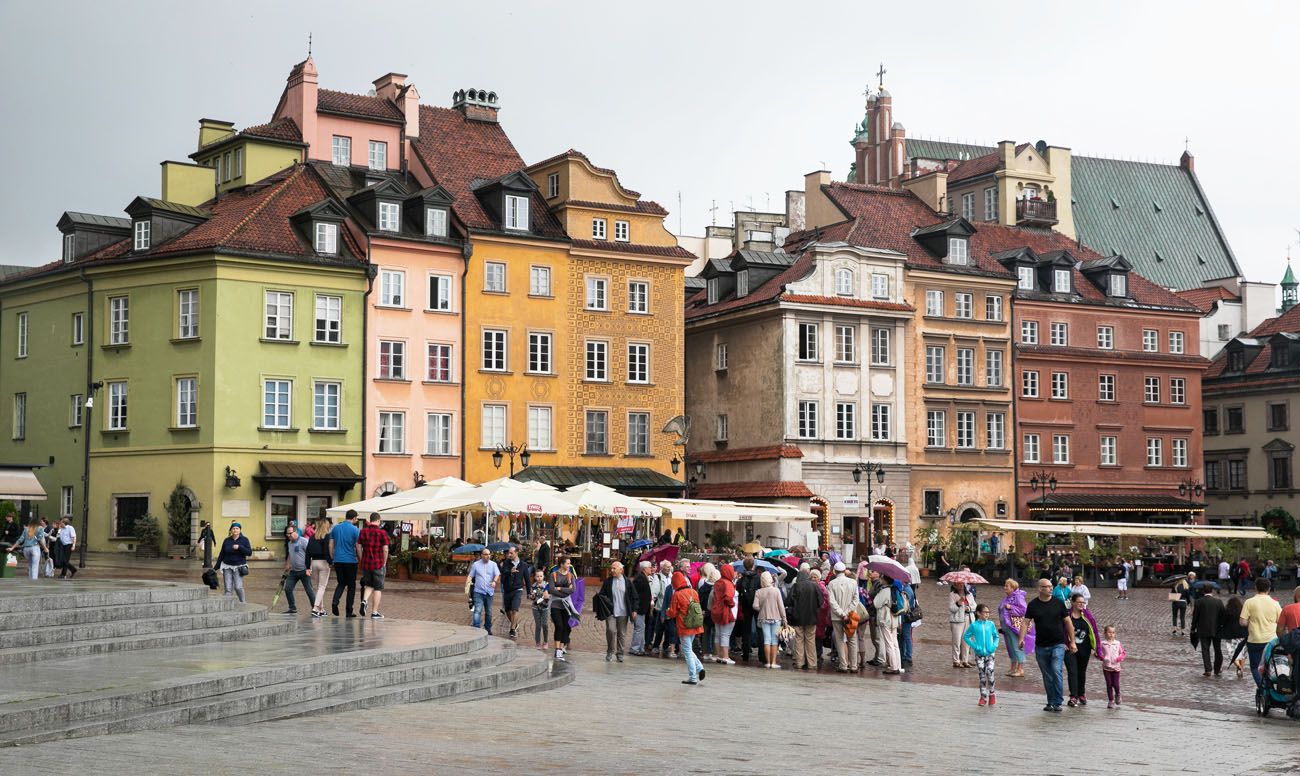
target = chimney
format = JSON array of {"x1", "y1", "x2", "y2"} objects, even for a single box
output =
[
  {"x1": 997, "y1": 140, "x2": 1016, "y2": 168},
  {"x1": 1180, "y1": 149, "x2": 1195, "y2": 173},
  {"x1": 280, "y1": 57, "x2": 318, "y2": 155},
  {"x1": 197, "y1": 118, "x2": 235, "y2": 149},
  {"x1": 372, "y1": 72, "x2": 407, "y2": 102},
  {"x1": 452, "y1": 88, "x2": 500, "y2": 123},
  {"x1": 400, "y1": 84, "x2": 420, "y2": 138}
]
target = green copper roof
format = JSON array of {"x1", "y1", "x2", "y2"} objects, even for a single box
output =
[
  {"x1": 904, "y1": 140, "x2": 1241, "y2": 290},
  {"x1": 1283, "y1": 261, "x2": 1296, "y2": 286}
]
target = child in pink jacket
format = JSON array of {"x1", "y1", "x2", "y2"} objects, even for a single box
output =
[{"x1": 1098, "y1": 625, "x2": 1127, "y2": 708}]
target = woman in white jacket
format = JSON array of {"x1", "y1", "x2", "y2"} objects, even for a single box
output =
[{"x1": 948, "y1": 582, "x2": 976, "y2": 668}]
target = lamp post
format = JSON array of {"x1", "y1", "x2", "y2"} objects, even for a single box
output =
[
  {"x1": 1178, "y1": 478, "x2": 1204, "y2": 522},
  {"x1": 492, "y1": 443, "x2": 531, "y2": 478},
  {"x1": 670, "y1": 453, "x2": 704, "y2": 497},
  {"x1": 852, "y1": 462, "x2": 886, "y2": 545},
  {"x1": 1028, "y1": 469, "x2": 1058, "y2": 518},
  {"x1": 78, "y1": 381, "x2": 103, "y2": 569}
]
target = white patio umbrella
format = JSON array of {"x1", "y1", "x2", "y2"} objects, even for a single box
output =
[
  {"x1": 559, "y1": 482, "x2": 663, "y2": 518},
  {"x1": 422, "y1": 478, "x2": 580, "y2": 543},
  {"x1": 326, "y1": 476, "x2": 475, "y2": 519}
]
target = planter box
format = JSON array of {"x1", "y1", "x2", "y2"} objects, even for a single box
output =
[
  {"x1": 134, "y1": 546, "x2": 160, "y2": 558},
  {"x1": 250, "y1": 550, "x2": 274, "y2": 561}
]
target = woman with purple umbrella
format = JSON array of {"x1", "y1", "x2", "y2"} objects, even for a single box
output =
[{"x1": 1000, "y1": 579, "x2": 1032, "y2": 677}]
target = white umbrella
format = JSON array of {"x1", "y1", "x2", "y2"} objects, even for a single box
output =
[
  {"x1": 559, "y1": 482, "x2": 663, "y2": 518},
  {"x1": 326, "y1": 477, "x2": 475, "y2": 519},
  {"x1": 424, "y1": 478, "x2": 581, "y2": 517}
]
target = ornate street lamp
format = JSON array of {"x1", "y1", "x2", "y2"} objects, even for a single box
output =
[
  {"x1": 851, "y1": 462, "x2": 887, "y2": 544},
  {"x1": 493, "y1": 443, "x2": 530, "y2": 478},
  {"x1": 1028, "y1": 469, "x2": 1058, "y2": 517}
]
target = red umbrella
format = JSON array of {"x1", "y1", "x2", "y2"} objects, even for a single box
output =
[
  {"x1": 940, "y1": 570, "x2": 989, "y2": 585},
  {"x1": 638, "y1": 544, "x2": 680, "y2": 566}
]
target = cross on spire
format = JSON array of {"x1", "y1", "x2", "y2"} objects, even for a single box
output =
[
  {"x1": 1184, "y1": 135, "x2": 1189, "y2": 152},
  {"x1": 876, "y1": 62, "x2": 887, "y2": 88},
  {"x1": 307, "y1": 32, "x2": 312, "y2": 57}
]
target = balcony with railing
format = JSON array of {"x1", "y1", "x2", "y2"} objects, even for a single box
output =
[{"x1": 1016, "y1": 198, "x2": 1058, "y2": 227}]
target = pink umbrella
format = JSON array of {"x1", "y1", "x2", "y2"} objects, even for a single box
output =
[
  {"x1": 866, "y1": 554, "x2": 910, "y2": 582},
  {"x1": 940, "y1": 570, "x2": 989, "y2": 585},
  {"x1": 638, "y1": 544, "x2": 680, "y2": 567}
]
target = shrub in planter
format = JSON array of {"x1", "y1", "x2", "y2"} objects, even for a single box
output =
[
  {"x1": 134, "y1": 513, "x2": 163, "y2": 556},
  {"x1": 164, "y1": 484, "x2": 192, "y2": 548}
]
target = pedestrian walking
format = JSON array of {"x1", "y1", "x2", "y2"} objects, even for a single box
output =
[
  {"x1": 16, "y1": 519, "x2": 46, "y2": 580},
  {"x1": 789, "y1": 564, "x2": 820, "y2": 671},
  {"x1": 1168, "y1": 575, "x2": 1191, "y2": 636},
  {"x1": 549, "y1": 556, "x2": 576, "y2": 662},
  {"x1": 1116, "y1": 557, "x2": 1131, "y2": 600},
  {"x1": 1098, "y1": 625, "x2": 1126, "y2": 708},
  {"x1": 468, "y1": 547, "x2": 500, "y2": 632},
  {"x1": 306, "y1": 518, "x2": 332, "y2": 617},
  {"x1": 217, "y1": 523, "x2": 252, "y2": 603},
  {"x1": 827, "y1": 562, "x2": 858, "y2": 673},
  {"x1": 962, "y1": 603, "x2": 1000, "y2": 706},
  {"x1": 1052, "y1": 577, "x2": 1071, "y2": 606},
  {"x1": 38, "y1": 518, "x2": 54, "y2": 578},
  {"x1": 528, "y1": 570, "x2": 550, "y2": 649},
  {"x1": 696, "y1": 563, "x2": 717, "y2": 661},
  {"x1": 498, "y1": 547, "x2": 532, "y2": 639},
  {"x1": 629, "y1": 561, "x2": 652, "y2": 656},
  {"x1": 949, "y1": 582, "x2": 976, "y2": 668},
  {"x1": 1021, "y1": 578, "x2": 1077, "y2": 713},
  {"x1": 1190, "y1": 591, "x2": 1225, "y2": 676},
  {"x1": 665, "y1": 569, "x2": 705, "y2": 685},
  {"x1": 1065, "y1": 593, "x2": 1098, "y2": 706},
  {"x1": 198, "y1": 520, "x2": 217, "y2": 570},
  {"x1": 710, "y1": 563, "x2": 738, "y2": 665},
  {"x1": 1239, "y1": 577, "x2": 1282, "y2": 688},
  {"x1": 752, "y1": 571, "x2": 787, "y2": 669},
  {"x1": 357, "y1": 513, "x2": 388, "y2": 620},
  {"x1": 280, "y1": 524, "x2": 314, "y2": 615},
  {"x1": 328, "y1": 510, "x2": 361, "y2": 617},
  {"x1": 597, "y1": 560, "x2": 638, "y2": 662},
  {"x1": 1221, "y1": 596, "x2": 1249, "y2": 678},
  {"x1": 55, "y1": 518, "x2": 77, "y2": 578},
  {"x1": 999, "y1": 579, "x2": 1032, "y2": 677},
  {"x1": 0, "y1": 512, "x2": 20, "y2": 559},
  {"x1": 1217, "y1": 558, "x2": 1231, "y2": 591}
]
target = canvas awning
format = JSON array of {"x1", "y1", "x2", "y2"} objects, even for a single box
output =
[
  {"x1": 976, "y1": 519, "x2": 1270, "y2": 540},
  {"x1": 645, "y1": 498, "x2": 815, "y2": 523},
  {"x1": 0, "y1": 466, "x2": 46, "y2": 501},
  {"x1": 252, "y1": 461, "x2": 362, "y2": 500},
  {"x1": 326, "y1": 477, "x2": 475, "y2": 519}
]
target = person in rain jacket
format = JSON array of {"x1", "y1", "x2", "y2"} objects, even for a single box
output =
[
  {"x1": 963, "y1": 603, "x2": 1002, "y2": 706},
  {"x1": 710, "y1": 564, "x2": 738, "y2": 665},
  {"x1": 666, "y1": 570, "x2": 705, "y2": 684}
]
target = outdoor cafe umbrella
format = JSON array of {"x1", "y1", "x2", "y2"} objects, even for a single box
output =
[
  {"x1": 940, "y1": 570, "x2": 989, "y2": 586},
  {"x1": 486, "y1": 541, "x2": 517, "y2": 553},
  {"x1": 739, "y1": 542, "x2": 763, "y2": 555},
  {"x1": 867, "y1": 555, "x2": 910, "y2": 582},
  {"x1": 453, "y1": 543, "x2": 486, "y2": 554}
]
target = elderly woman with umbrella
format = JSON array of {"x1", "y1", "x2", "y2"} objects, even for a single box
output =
[
  {"x1": 944, "y1": 570, "x2": 983, "y2": 668},
  {"x1": 999, "y1": 578, "x2": 1033, "y2": 677}
]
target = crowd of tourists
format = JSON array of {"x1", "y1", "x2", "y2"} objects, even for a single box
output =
[{"x1": 0, "y1": 513, "x2": 78, "y2": 580}]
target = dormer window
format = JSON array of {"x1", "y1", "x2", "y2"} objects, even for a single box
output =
[
  {"x1": 736, "y1": 270, "x2": 750, "y2": 298},
  {"x1": 947, "y1": 237, "x2": 969, "y2": 265},
  {"x1": 547, "y1": 173, "x2": 559, "y2": 199},
  {"x1": 314, "y1": 223, "x2": 338, "y2": 255},
  {"x1": 1228, "y1": 349, "x2": 1245, "y2": 372},
  {"x1": 63, "y1": 233, "x2": 75, "y2": 263},
  {"x1": 378, "y1": 202, "x2": 400, "y2": 232},
  {"x1": 1017, "y1": 266, "x2": 1034, "y2": 290},
  {"x1": 707, "y1": 278, "x2": 720, "y2": 305},
  {"x1": 133, "y1": 220, "x2": 150, "y2": 251},
  {"x1": 614, "y1": 220, "x2": 629, "y2": 242},
  {"x1": 835, "y1": 267, "x2": 854, "y2": 296},
  {"x1": 1053, "y1": 269, "x2": 1071, "y2": 294},
  {"x1": 1108, "y1": 273, "x2": 1127, "y2": 297},
  {"x1": 368, "y1": 141, "x2": 387, "y2": 171},
  {"x1": 592, "y1": 218, "x2": 607, "y2": 240},
  {"x1": 426, "y1": 208, "x2": 448, "y2": 238},
  {"x1": 1273, "y1": 345, "x2": 1292, "y2": 369},
  {"x1": 505, "y1": 195, "x2": 529, "y2": 231}
]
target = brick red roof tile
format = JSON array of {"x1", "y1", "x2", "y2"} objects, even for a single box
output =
[
  {"x1": 1173, "y1": 285, "x2": 1239, "y2": 313},
  {"x1": 692, "y1": 481, "x2": 814, "y2": 499},
  {"x1": 1249, "y1": 304, "x2": 1300, "y2": 337},
  {"x1": 691, "y1": 444, "x2": 804, "y2": 464},
  {"x1": 946, "y1": 151, "x2": 1000, "y2": 183},
  {"x1": 317, "y1": 89, "x2": 404, "y2": 122},
  {"x1": 781, "y1": 294, "x2": 915, "y2": 313},
  {"x1": 240, "y1": 116, "x2": 302, "y2": 143},
  {"x1": 565, "y1": 199, "x2": 668, "y2": 216},
  {"x1": 570, "y1": 239, "x2": 694, "y2": 259},
  {"x1": 685, "y1": 252, "x2": 815, "y2": 320}
]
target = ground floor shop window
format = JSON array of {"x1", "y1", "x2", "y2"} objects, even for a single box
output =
[
  {"x1": 266, "y1": 492, "x2": 334, "y2": 538},
  {"x1": 113, "y1": 494, "x2": 149, "y2": 539}
]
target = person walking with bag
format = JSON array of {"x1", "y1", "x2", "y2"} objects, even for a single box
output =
[
  {"x1": 549, "y1": 556, "x2": 576, "y2": 662},
  {"x1": 876, "y1": 577, "x2": 906, "y2": 675},
  {"x1": 666, "y1": 570, "x2": 706, "y2": 685},
  {"x1": 710, "y1": 563, "x2": 738, "y2": 665},
  {"x1": 596, "y1": 560, "x2": 638, "y2": 663},
  {"x1": 217, "y1": 522, "x2": 252, "y2": 603},
  {"x1": 306, "y1": 519, "x2": 332, "y2": 617},
  {"x1": 280, "y1": 524, "x2": 314, "y2": 615},
  {"x1": 16, "y1": 519, "x2": 46, "y2": 580}
]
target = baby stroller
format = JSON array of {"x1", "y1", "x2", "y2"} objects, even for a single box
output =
[{"x1": 1255, "y1": 638, "x2": 1300, "y2": 719}]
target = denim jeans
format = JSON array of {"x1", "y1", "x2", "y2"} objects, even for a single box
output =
[
  {"x1": 680, "y1": 634, "x2": 703, "y2": 681},
  {"x1": 1002, "y1": 626, "x2": 1026, "y2": 663},
  {"x1": 283, "y1": 569, "x2": 314, "y2": 613},
  {"x1": 760, "y1": 619, "x2": 780, "y2": 645},
  {"x1": 715, "y1": 621, "x2": 736, "y2": 653},
  {"x1": 1247, "y1": 642, "x2": 1268, "y2": 688},
  {"x1": 472, "y1": 591, "x2": 494, "y2": 633},
  {"x1": 1035, "y1": 643, "x2": 1066, "y2": 707},
  {"x1": 631, "y1": 613, "x2": 646, "y2": 652},
  {"x1": 900, "y1": 619, "x2": 913, "y2": 663},
  {"x1": 23, "y1": 545, "x2": 40, "y2": 580}
]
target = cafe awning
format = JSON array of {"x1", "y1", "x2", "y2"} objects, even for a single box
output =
[
  {"x1": 1026, "y1": 494, "x2": 1205, "y2": 513},
  {"x1": 645, "y1": 498, "x2": 815, "y2": 523},
  {"x1": 253, "y1": 461, "x2": 362, "y2": 500},
  {"x1": 0, "y1": 466, "x2": 46, "y2": 501},
  {"x1": 976, "y1": 519, "x2": 1269, "y2": 540}
]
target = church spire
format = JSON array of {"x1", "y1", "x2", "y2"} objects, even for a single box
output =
[{"x1": 1282, "y1": 256, "x2": 1297, "y2": 312}]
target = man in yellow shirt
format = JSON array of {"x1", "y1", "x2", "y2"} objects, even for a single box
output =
[{"x1": 1239, "y1": 577, "x2": 1283, "y2": 689}]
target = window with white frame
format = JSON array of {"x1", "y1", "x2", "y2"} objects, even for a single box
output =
[
  {"x1": 947, "y1": 237, "x2": 969, "y2": 265},
  {"x1": 871, "y1": 273, "x2": 889, "y2": 299},
  {"x1": 1020, "y1": 320, "x2": 1038, "y2": 345},
  {"x1": 987, "y1": 412, "x2": 1006, "y2": 449},
  {"x1": 313, "y1": 295, "x2": 342, "y2": 344},
  {"x1": 1098, "y1": 374, "x2": 1116, "y2": 401},
  {"x1": 835, "y1": 325, "x2": 855, "y2": 363},
  {"x1": 614, "y1": 220, "x2": 630, "y2": 242},
  {"x1": 1170, "y1": 377, "x2": 1186, "y2": 405},
  {"x1": 527, "y1": 333, "x2": 552, "y2": 374},
  {"x1": 628, "y1": 281, "x2": 649, "y2": 313},
  {"x1": 377, "y1": 202, "x2": 401, "y2": 232},
  {"x1": 797, "y1": 401, "x2": 819, "y2": 438},
  {"x1": 223, "y1": 153, "x2": 232, "y2": 181},
  {"x1": 870, "y1": 328, "x2": 890, "y2": 365},
  {"x1": 233, "y1": 147, "x2": 243, "y2": 178},
  {"x1": 1100, "y1": 436, "x2": 1117, "y2": 466},
  {"x1": 985, "y1": 295, "x2": 1003, "y2": 321},
  {"x1": 585, "y1": 410, "x2": 608, "y2": 454},
  {"x1": 63, "y1": 233, "x2": 76, "y2": 262},
  {"x1": 16, "y1": 312, "x2": 27, "y2": 357},
  {"x1": 1146, "y1": 437, "x2": 1163, "y2": 467},
  {"x1": 313, "y1": 381, "x2": 340, "y2": 431},
  {"x1": 427, "y1": 413, "x2": 453, "y2": 455},
  {"x1": 367, "y1": 141, "x2": 387, "y2": 171},
  {"x1": 1109, "y1": 274, "x2": 1127, "y2": 297},
  {"x1": 12, "y1": 393, "x2": 24, "y2": 440},
  {"x1": 378, "y1": 340, "x2": 406, "y2": 379},
  {"x1": 133, "y1": 220, "x2": 150, "y2": 251},
  {"x1": 1050, "y1": 322, "x2": 1068, "y2": 346},
  {"x1": 627, "y1": 343, "x2": 649, "y2": 383},
  {"x1": 177, "y1": 289, "x2": 198, "y2": 339},
  {"x1": 379, "y1": 270, "x2": 404, "y2": 306},
  {"x1": 925, "y1": 345, "x2": 945, "y2": 383},
  {"x1": 1173, "y1": 437, "x2": 1188, "y2": 467},
  {"x1": 986, "y1": 350, "x2": 1004, "y2": 387},
  {"x1": 955, "y1": 293, "x2": 973, "y2": 319},
  {"x1": 427, "y1": 343, "x2": 453, "y2": 382},
  {"x1": 546, "y1": 173, "x2": 559, "y2": 199},
  {"x1": 1052, "y1": 269, "x2": 1071, "y2": 293},
  {"x1": 961, "y1": 192, "x2": 975, "y2": 220},
  {"x1": 1023, "y1": 433, "x2": 1040, "y2": 463},
  {"x1": 735, "y1": 270, "x2": 749, "y2": 298},
  {"x1": 585, "y1": 340, "x2": 608, "y2": 381},
  {"x1": 378, "y1": 411, "x2": 405, "y2": 453},
  {"x1": 1051, "y1": 371, "x2": 1068, "y2": 399},
  {"x1": 527, "y1": 406, "x2": 552, "y2": 450},
  {"x1": 592, "y1": 218, "x2": 607, "y2": 240},
  {"x1": 715, "y1": 413, "x2": 729, "y2": 442},
  {"x1": 1022, "y1": 369, "x2": 1039, "y2": 398},
  {"x1": 1097, "y1": 326, "x2": 1114, "y2": 350},
  {"x1": 72, "y1": 312, "x2": 84, "y2": 346},
  {"x1": 835, "y1": 402, "x2": 857, "y2": 440},
  {"x1": 1052, "y1": 434, "x2": 1070, "y2": 464},
  {"x1": 482, "y1": 330, "x2": 507, "y2": 372},
  {"x1": 585, "y1": 276, "x2": 608, "y2": 310},
  {"x1": 835, "y1": 267, "x2": 854, "y2": 296},
  {"x1": 984, "y1": 187, "x2": 998, "y2": 221},
  {"x1": 956, "y1": 348, "x2": 974, "y2": 386},
  {"x1": 1169, "y1": 331, "x2": 1185, "y2": 354},
  {"x1": 871, "y1": 403, "x2": 891, "y2": 440},
  {"x1": 706, "y1": 278, "x2": 719, "y2": 305},
  {"x1": 504, "y1": 194, "x2": 529, "y2": 231},
  {"x1": 1017, "y1": 266, "x2": 1035, "y2": 290},
  {"x1": 1144, "y1": 376, "x2": 1160, "y2": 404},
  {"x1": 425, "y1": 275, "x2": 452, "y2": 313},
  {"x1": 925, "y1": 289, "x2": 944, "y2": 316},
  {"x1": 426, "y1": 208, "x2": 448, "y2": 238},
  {"x1": 956, "y1": 411, "x2": 976, "y2": 449},
  {"x1": 798, "y1": 322, "x2": 819, "y2": 361},
  {"x1": 529, "y1": 266, "x2": 551, "y2": 296},
  {"x1": 60, "y1": 486, "x2": 73, "y2": 518},
  {"x1": 481, "y1": 404, "x2": 506, "y2": 448},
  {"x1": 926, "y1": 410, "x2": 946, "y2": 447},
  {"x1": 175, "y1": 377, "x2": 196, "y2": 428},
  {"x1": 314, "y1": 222, "x2": 338, "y2": 254},
  {"x1": 331, "y1": 136, "x2": 351, "y2": 166},
  {"x1": 262, "y1": 380, "x2": 290, "y2": 428},
  {"x1": 1142, "y1": 329, "x2": 1158, "y2": 352},
  {"x1": 264, "y1": 292, "x2": 292, "y2": 340},
  {"x1": 109, "y1": 296, "x2": 130, "y2": 344},
  {"x1": 484, "y1": 262, "x2": 507, "y2": 292},
  {"x1": 70, "y1": 394, "x2": 83, "y2": 428},
  {"x1": 715, "y1": 342, "x2": 729, "y2": 370},
  {"x1": 627, "y1": 412, "x2": 650, "y2": 454}
]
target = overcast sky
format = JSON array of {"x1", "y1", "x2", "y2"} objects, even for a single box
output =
[{"x1": 2, "y1": 1, "x2": 1296, "y2": 287}]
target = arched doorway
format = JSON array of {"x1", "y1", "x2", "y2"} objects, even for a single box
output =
[
  {"x1": 809, "y1": 497, "x2": 829, "y2": 551},
  {"x1": 959, "y1": 507, "x2": 983, "y2": 523}
]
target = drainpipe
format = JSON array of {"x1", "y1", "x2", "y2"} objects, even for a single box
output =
[
  {"x1": 460, "y1": 239, "x2": 472, "y2": 482},
  {"x1": 78, "y1": 268, "x2": 94, "y2": 568},
  {"x1": 1008, "y1": 292, "x2": 1021, "y2": 565},
  {"x1": 361, "y1": 247, "x2": 378, "y2": 500}
]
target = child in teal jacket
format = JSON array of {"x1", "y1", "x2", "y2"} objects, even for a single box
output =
[{"x1": 963, "y1": 604, "x2": 1001, "y2": 706}]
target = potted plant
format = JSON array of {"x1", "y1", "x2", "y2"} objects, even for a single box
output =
[
  {"x1": 164, "y1": 484, "x2": 192, "y2": 559},
  {"x1": 392, "y1": 549, "x2": 413, "y2": 580},
  {"x1": 133, "y1": 513, "x2": 163, "y2": 557}
]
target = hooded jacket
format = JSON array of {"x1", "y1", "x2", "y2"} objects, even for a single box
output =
[
  {"x1": 666, "y1": 571, "x2": 704, "y2": 637},
  {"x1": 962, "y1": 619, "x2": 1001, "y2": 657},
  {"x1": 710, "y1": 565, "x2": 737, "y2": 625},
  {"x1": 789, "y1": 570, "x2": 821, "y2": 627},
  {"x1": 735, "y1": 564, "x2": 762, "y2": 621}
]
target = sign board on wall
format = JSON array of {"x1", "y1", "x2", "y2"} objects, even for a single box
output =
[
  {"x1": 221, "y1": 500, "x2": 250, "y2": 518},
  {"x1": 843, "y1": 496, "x2": 860, "y2": 509}
]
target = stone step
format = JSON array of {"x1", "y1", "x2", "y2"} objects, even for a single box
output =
[
  {"x1": 443, "y1": 656, "x2": 574, "y2": 703},
  {"x1": 0, "y1": 610, "x2": 295, "y2": 665},
  {"x1": 0, "y1": 605, "x2": 267, "y2": 650},
  {"x1": 0, "y1": 596, "x2": 239, "y2": 632},
  {"x1": 0, "y1": 625, "x2": 489, "y2": 736},
  {"x1": 0, "y1": 581, "x2": 207, "y2": 614},
  {"x1": 0, "y1": 636, "x2": 513, "y2": 745}
]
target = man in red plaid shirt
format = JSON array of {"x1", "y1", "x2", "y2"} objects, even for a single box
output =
[{"x1": 358, "y1": 513, "x2": 390, "y2": 619}]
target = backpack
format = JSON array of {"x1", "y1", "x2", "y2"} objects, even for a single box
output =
[
  {"x1": 891, "y1": 585, "x2": 910, "y2": 617},
  {"x1": 683, "y1": 597, "x2": 704, "y2": 630},
  {"x1": 903, "y1": 585, "x2": 923, "y2": 623}
]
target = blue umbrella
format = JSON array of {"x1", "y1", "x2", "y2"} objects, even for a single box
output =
[
  {"x1": 628, "y1": 538, "x2": 654, "y2": 551},
  {"x1": 453, "y1": 543, "x2": 486, "y2": 554},
  {"x1": 486, "y1": 541, "x2": 516, "y2": 553},
  {"x1": 731, "y1": 558, "x2": 779, "y2": 575}
]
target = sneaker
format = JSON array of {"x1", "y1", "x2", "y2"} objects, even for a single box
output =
[
  {"x1": 1115, "y1": 696, "x2": 1121, "y2": 706},
  {"x1": 1047, "y1": 705, "x2": 1062, "y2": 713},
  {"x1": 1067, "y1": 697, "x2": 1077, "y2": 707},
  {"x1": 606, "y1": 653, "x2": 614, "y2": 663},
  {"x1": 1107, "y1": 700, "x2": 1114, "y2": 709},
  {"x1": 989, "y1": 693, "x2": 996, "y2": 706},
  {"x1": 682, "y1": 679, "x2": 698, "y2": 685},
  {"x1": 978, "y1": 697, "x2": 987, "y2": 707},
  {"x1": 1078, "y1": 695, "x2": 1087, "y2": 706},
  {"x1": 311, "y1": 611, "x2": 323, "y2": 618},
  {"x1": 509, "y1": 629, "x2": 517, "y2": 638},
  {"x1": 1043, "y1": 705, "x2": 1054, "y2": 712},
  {"x1": 720, "y1": 658, "x2": 735, "y2": 666},
  {"x1": 360, "y1": 600, "x2": 367, "y2": 617},
  {"x1": 370, "y1": 612, "x2": 384, "y2": 619},
  {"x1": 284, "y1": 610, "x2": 298, "y2": 615},
  {"x1": 698, "y1": 669, "x2": 706, "y2": 682},
  {"x1": 616, "y1": 655, "x2": 624, "y2": 663}
]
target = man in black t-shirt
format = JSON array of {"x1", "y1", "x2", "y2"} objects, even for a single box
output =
[{"x1": 1020, "y1": 578, "x2": 1076, "y2": 712}]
